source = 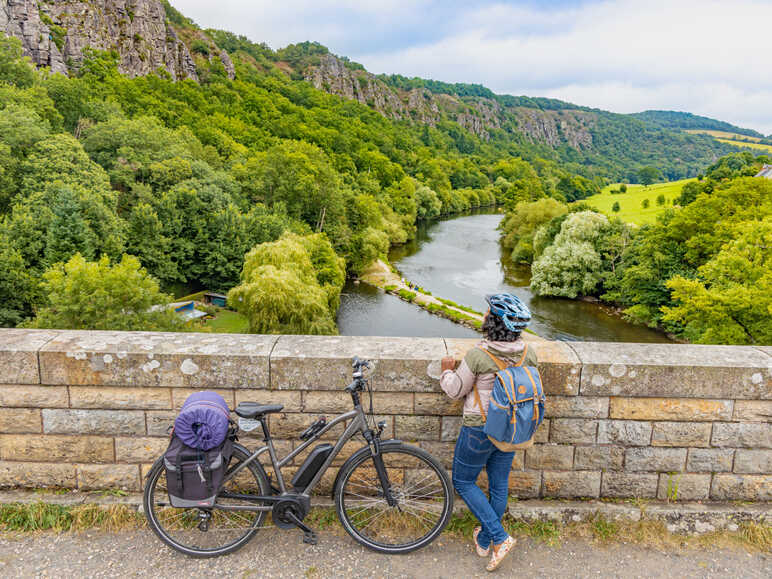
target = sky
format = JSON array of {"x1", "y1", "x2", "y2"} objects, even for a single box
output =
[{"x1": 171, "y1": 0, "x2": 772, "y2": 135}]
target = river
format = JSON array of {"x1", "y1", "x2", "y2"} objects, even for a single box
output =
[{"x1": 337, "y1": 210, "x2": 671, "y2": 342}]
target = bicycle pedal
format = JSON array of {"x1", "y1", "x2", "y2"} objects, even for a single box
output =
[{"x1": 302, "y1": 531, "x2": 317, "y2": 545}]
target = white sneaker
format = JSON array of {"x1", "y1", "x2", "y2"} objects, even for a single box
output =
[
  {"x1": 486, "y1": 535, "x2": 516, "y2": 572},
  {"x1": 473, "y1": 526, "x2": 490, "y2": 557}
]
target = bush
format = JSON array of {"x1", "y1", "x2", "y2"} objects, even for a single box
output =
[
  {"x1": 620, "y1": 184, "x2": 627, "y2": 193},
  {"x1": 612, "y1": 201, "x2": 620, "y2": 212},
  {"x1": 642, "y1": 198, "x2": 650, "y2": 209},
  {"x1": 656, "y1": 194, "x2": 666, "y2": 206}
]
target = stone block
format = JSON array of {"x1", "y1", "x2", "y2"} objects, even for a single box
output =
[
  {"x1": 42, "y1": 409, "x2": 145, "y2": 436},
  {"x1": 686, "y1": 449, "x2": 734, "y2": 473},
  {"x1": 270, "y1": 335, "x2": 446, "y2": 392},
  {"x1": 146, "y1": 411, "x2": 176, "y2": 436},
  {"x1": 574, "y1": 446, "x2": 625, "y2": 471},
  {"x1": 625, "y1": 448, "x2": 686, "y2": 472},
  {"x1": 371, "y1": 393, "x2": 415, "y2": 415},
  {"x1": 0, "y1": 329, "x2": 60, "y2": 384},
  {"x1": 732, "y1": 401, "x2": 772, "y2": 422},
  {"x1": 609, "y1": 397, "x2": 733, "y2": 421},
  {"x1": 543, "y1": 470, "x2": 601, "y2": 498},
  {"x1": 440, "y1": 416, "x2": 462, "y2": 442},
  {"x1": 711, "y1": 423, "x2": 772, "y2": 448},
  {"x1": 601, "y1": 472, "x2": 658, "y2": 498},
  {"x1": 302, "y1": 391, "x2": 353, "y2": 414},
  {"x1": 77, "y1": 464, "x2": 140, "y2": 491},
  {"x1": 571, "y1": 342, "x2": 770, "y2": 399},
  {"x1": 70, "y1": 386, "x2": 171, "y2": 410},
  {"x1": 657, "y1": 473, "x2": 711, "y2": 501},
  {"x1": 711, "y1": 474, "x2": 772, "y2": 501},
  {"x1": 525, "y1": 445, "x2": 573, "y2": 470},
  {"x1": 651, "y1": 422, "x2": 711, "y2": 447},
  {"x1": 269, "y1": 412, "x2": 346, "y2": 440},
  {"x1": 0, "y1": 435, "x2": 113, "y2": 462},
  {"x1": 533, "y1": 419, "x2": 549, "y2": 443},
  {"x1": 0, "y1": 461, "x2": 76, "y2": 488},
  {"x1": 549, "y1": 419, "x2": 597, "y2": 444},
  {"x1": 395, "y1": 415, "x2": 441, "y2": 441},
  {"x1": 546, "y1": 396, "x2": 608, "y2": 418},
  {"x1": 418, "y1": 441, "x2": 457, "y2": 469},
  {"x1": 414, "y1": 393, "x2": 461, "y2": 416},
  {"x1": 507, "y1": 470, "x2": 541, "y2": 498},
  {"x1": 115, "y1": 437, "x2": 169, "y2": 463},
  {"x1": 173, "y1": 388, "x2": 235, "y2": 409},
  {"x1": 733, "y1": 450, "x2": 772, "y2": 474},
  {"x1": 0, "y1": 409, "x2": 41, "y2": 433},
  {"x1": 0, "y1": 385, "x2": 68, "y2": 408},
  {"x1": 39, "y1": 331, "x2": 277, "y2": 388},
  {"x1": 235, "y1": 390, "x2": 302, "y2": 413},
  {"x1": 597, "y1": 420, "x2": 652, "y2": 446}
]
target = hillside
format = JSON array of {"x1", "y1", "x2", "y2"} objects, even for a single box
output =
[
  {"x1": 1, "y1": 1, "x2": 748, "y2": 183},
  {"x1": 632, "y1": 110, "x2": 765, "y2": 139}
]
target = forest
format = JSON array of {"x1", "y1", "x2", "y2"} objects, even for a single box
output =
[{"x1": 501, "y1": 152, "x2": 772, "y2": 345}]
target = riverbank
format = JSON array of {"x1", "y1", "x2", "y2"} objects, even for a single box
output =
[{"x1": 359, "y1": 259, "x2": 485, "y2": 331}]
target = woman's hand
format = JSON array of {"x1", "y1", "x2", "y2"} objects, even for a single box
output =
[{"x1": 441, "y1": 356, "x2": 457, "y2": 372}]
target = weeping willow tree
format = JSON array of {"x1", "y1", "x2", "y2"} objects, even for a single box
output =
[{"x1": 228, "y1": 233, "x2": 345, "y2": 334}]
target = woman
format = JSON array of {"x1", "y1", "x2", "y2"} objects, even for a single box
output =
[{"x1": 440, "y1": 293, "x2": 537, "y2": 572}]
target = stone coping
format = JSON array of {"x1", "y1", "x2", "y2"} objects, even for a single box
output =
[{"x1": 1, "y1": 330, "x2": 769, "y2": 400}]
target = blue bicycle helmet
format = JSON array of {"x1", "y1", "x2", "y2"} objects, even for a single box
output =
[{"x1": 485, "y1": 293, "x2": 531, "y2": 331}]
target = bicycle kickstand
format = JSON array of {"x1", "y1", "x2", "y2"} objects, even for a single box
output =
[{"x1": 286, "y1": 511, "x2": 318, "y2": 545}]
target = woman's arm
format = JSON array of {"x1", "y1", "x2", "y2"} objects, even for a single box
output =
[{"x1": 439, "y1": 356, "x2": 476, "y2": 400}]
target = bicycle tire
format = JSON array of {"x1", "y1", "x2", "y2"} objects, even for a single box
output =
[
  {"x1": 334, "y1": 442, "x2": 453, "y2": 554},
  {"x1": 143, "y1": 443, "x2": 270, "y2": 558}
]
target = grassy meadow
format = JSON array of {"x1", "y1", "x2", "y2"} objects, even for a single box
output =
[
  {"x1": 585, "y1": 178, "x2": 694, "y2": 225},
  {"x1": 684, "y1": 129, "x2": 763, "y2": 142},
  {"x1": 715, "y1": 138, "x2": 772, "y2": 153}
]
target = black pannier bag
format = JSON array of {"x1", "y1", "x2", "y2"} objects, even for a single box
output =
[
  {"x1": 163, "y1": 391, "x2": 235, "y2": 508},
  {"x1": 164, "y1": 431, "x2": 234, "y2": 508}
]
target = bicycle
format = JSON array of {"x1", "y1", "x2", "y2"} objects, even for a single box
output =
[{"x1": 143, "y1": 357, "x2": 454, "y2": 558}]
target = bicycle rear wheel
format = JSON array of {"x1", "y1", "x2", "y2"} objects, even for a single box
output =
[
  {"x1": 143, "y1": 444, "x2": 270, "y2": 558},
  {"x1": 334, "y1": 442, "x2": 453, "y2": 554}
]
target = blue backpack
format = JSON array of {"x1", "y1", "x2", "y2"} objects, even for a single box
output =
[{"x1": 473, "y1": 346, "x2": 546, "y2": 451}]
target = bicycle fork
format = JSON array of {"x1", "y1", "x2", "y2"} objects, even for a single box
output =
[{"x1": 365, "y1": 428, "x2": 398, "y2": 508}]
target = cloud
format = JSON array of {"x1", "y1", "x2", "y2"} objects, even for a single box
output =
[{"x1": 171, "y1": 0, "x2": 772, "y2": 134}]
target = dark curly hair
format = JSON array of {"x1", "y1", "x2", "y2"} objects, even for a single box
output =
[{"x1": 482, "y1": 312, "x2": 522, "y2": 342}]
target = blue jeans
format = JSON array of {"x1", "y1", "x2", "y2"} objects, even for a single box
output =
[{"x1": 452, "y1": 425, "x2": 515, "y2": 547}]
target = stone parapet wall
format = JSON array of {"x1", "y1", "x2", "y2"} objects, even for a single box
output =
[{"x1": 0, "y1": 329, "x2": 769, "y2": 501}]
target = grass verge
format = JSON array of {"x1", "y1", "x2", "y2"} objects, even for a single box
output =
[{"x1": 2, "y1": 503, "x2": 768, "y2": 553}]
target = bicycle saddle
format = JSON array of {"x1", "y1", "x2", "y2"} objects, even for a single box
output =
[{"x1": 234, "y1": 402, "x2": 284, "y2": 418}]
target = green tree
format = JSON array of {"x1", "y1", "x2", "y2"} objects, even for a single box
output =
[
  {"x1": 531, "y1": 211, "x2": 609, "y2": 298},
  {"x1": 642, "y1": 198, "x2": 650, "y2": 209},
  {"x1": 612, "y1": 201, "x2": 620, "y2": 212},
  {"x1": 662, "y1": 218, "x2": 772, "y2": 344},
  {"x1": 228, "y1": 233, "x2": 343, "y2": 334},
  {"x1": 0, "y1": 33, "x2": 35, "y2": 88},
  {"x1": 30, "y1": 254, "x2": 184, "y2": 331},
  {"x1": 414, "y1": 185, "x2": 442, "y2": 220},
  {"x1": 638, "y1": 166, "x2": 661, "y2": 186},
  {"x1": 656, "y1": 194, "x2": 666, "y2": 206},
  {"x1": 0, "y1": 239, "x2": 35, "y2": 327},
  {"x1": 620, "y1": 184, "x2": 627, "y2": 193},
  {"x1": 500, "y1": 198, "x2": 567, "y2": 263}
]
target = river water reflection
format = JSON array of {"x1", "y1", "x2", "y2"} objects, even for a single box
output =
[{"x1": 337, "y1": 210, "x2": 671, "y2": 342}]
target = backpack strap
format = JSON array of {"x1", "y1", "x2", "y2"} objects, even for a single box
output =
[{"x1": 472, "y1": 383, "x2": 487, "y2": 422}]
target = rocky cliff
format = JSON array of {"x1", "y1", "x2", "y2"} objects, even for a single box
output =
[
  {"x1": 304, "y1": 52, "x2": 593, "y2": 148},
  {"x1": 0, "y1": 0, "x2": 234, "y2": 81}
]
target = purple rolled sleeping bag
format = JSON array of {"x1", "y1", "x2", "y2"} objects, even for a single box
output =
[{"x1": 174, "y1": 391, "x2": 231, "y2": 450}]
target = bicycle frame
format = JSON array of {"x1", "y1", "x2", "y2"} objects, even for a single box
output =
[{"x1": 215, "y1": 402, "x2": 371, "y2": 512}]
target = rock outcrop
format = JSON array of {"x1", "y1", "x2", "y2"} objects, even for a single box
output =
[
  {"x1": 304, "y1": 52, "x2": 595, "y2": 148},
  {"x1": 1, "y1": 0, "x2": 198, "y2": 80}
]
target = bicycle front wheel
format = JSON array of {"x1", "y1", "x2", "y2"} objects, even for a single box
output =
[
  {"x1": 334, "y1": 442, "x2": 453, "y2": 554},
  {"x1": 143, "y1": 444, "x2": 270, "y2": 558}
]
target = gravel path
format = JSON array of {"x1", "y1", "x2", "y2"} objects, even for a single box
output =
[{"x1": 0, "y1": 527, "x2": 769, "y2": 578}]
